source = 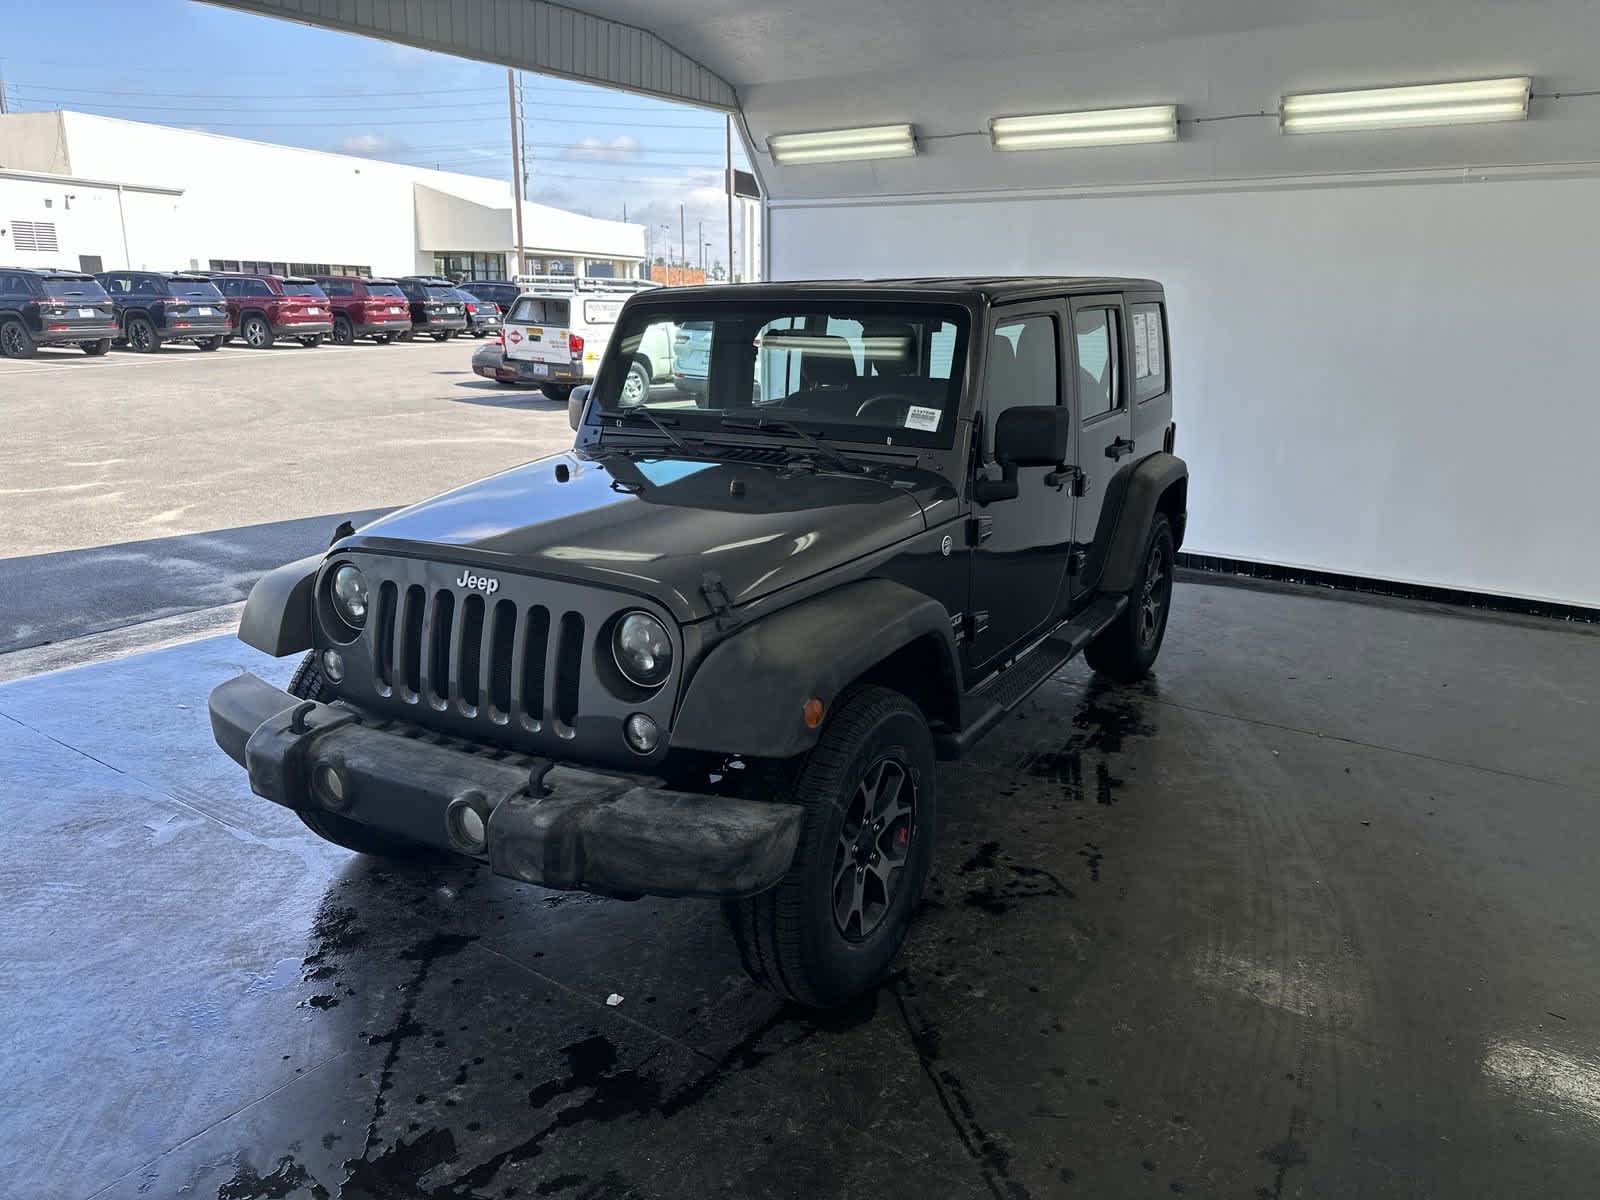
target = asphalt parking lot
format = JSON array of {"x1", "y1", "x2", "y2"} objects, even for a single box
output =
[{"x1": 0, "y1": 337, "x2": 574, "y2": 653}]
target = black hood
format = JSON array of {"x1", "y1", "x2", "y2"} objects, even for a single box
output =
[{"x1": 347, "y1": 449, "x2": 950, "y2": 622}]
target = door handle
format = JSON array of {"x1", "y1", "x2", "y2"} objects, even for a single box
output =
[{"x1": 1105, "y1": 436, "x2": 1135, "y2": 461}]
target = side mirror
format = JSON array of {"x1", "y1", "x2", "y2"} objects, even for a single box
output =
[
  {"x1": 567, "y1": 384, "x2": 591, "y2": 432},
  {"x1": 975, "y1": 405, "x2": 1071, "y2": 505}
]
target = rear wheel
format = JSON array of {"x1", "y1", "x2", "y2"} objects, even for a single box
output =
[
  {"x1": 1084, "y1": 513, "x2": 1174, "y2": 683},
  {"x1": 332, "y1": 315, "x2": 354, "y2": 345},
  {"x1": 126, "y1": 314, "x2": 161, "y2": 353},
  {"x1": 540, "y1": 383, "x2": 572, "y2": 402},
  {"x1": 80, "y1": 339, "x2": 111, "y2": 356},
  {"x1": 241, "y1": 314, "x2": 274, "y2": 349},
  {"x1": 285, "y1": 653, "x2": 448, "y2": 862},
  {"x1": 431, "y1": 330, "x2": 450, "y2": 343},
  {"x1": 723, "y1": 685, "x2": 936, "y2": 1008},
  {"x1": 197, "y1": 336, "x2": 223, "y2": 352},
  {"x1": 298, "y1": 334, "x2": 324, "y2": 348},
  {"x1": 0, "y1": 319, "x2": 35, "y2": 359}
]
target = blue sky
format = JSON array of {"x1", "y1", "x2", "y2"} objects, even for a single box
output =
[{"x1": 0, "y1": 0, "x2": 747, "y2": 268}]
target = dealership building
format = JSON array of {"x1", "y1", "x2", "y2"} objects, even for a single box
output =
[{"x1": 0, "y1": 110, "x2": 645, "y2": 280}]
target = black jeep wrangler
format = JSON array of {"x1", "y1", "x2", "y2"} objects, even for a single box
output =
[{"x1": 210, "y1": 277, "x2": 1186, "y2": 1007}]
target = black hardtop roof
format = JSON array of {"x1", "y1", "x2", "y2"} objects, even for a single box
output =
[{"x1": 634, "y1": 276, "x2": 1163, "y2": 306}]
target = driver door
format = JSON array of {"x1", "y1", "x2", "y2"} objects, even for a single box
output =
[{"x1": 967, "y1": 303, "x2": 1075, "y2": 676}]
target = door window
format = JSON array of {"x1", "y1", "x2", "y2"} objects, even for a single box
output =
[
  {"x1": 1074, "y1": 308, "x2": 1122, "y2": 420},
  {"x1": 984, "y1": 315, "x2": 1059, "y2": 459}
]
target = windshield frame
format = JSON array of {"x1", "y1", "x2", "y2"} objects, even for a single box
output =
[{"x1": 587, "y1": 298, "x2": 973, "y2": 452}]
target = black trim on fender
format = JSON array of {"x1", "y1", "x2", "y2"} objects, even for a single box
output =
[
  {"x1": 1096, "y1": 452, "x2": 1188, "y2": 594},
  {"x1": 670, "y1": 578, "x2": 961, "y2": 759},
  {"x1": 237, "y1": 555, "x2": 320, "y2": 656}
]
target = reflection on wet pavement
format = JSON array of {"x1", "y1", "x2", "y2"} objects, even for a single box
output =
[{"x1": 5, "y1": 580, "x2": 1600, "y2": 1198}]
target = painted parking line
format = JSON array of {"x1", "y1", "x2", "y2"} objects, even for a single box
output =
[{"x1": 0, "y1": 342, "x2": 453, "y2": 378}]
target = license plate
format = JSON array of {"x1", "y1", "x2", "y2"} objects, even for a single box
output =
[
  {"x1": 530, "y1": 363, "x2": 549, "y2": 377},
  {"x1": 78, "y1": 308, "x2": 94, "y2": 318},
  {"x1": 391, "y1": 307, "x2": 404, "y2": 314},
  {"x1": 197, "y1": 306, "x2": 213, "y2": 316},
  {"x1": 306, "y1": 307, "x2": 322, "y2": 314},
  {"x1": 444, "y1": 306, "x2": 459, "y2": 314}
]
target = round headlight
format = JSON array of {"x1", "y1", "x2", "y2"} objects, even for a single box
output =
[
  {"x1": 330, "y1": 563, "x2": 369, "y2": 628},
  {"x1": 612, "y1": 611, "x2": 672, "y2": 689}
]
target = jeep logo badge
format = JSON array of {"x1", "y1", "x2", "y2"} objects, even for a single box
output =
[{"x1": 455, "y1": 570, "x2": 500, "y2": 595}]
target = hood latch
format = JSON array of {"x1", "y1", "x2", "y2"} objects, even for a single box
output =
[{"x1": 700, "y1": 572, "x2": 740, "y2": 631}]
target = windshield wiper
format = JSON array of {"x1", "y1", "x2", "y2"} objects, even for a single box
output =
[
  {"x1": 716, "y1": 415, "x2": 865, "y2": 475},
  {"x1": 606, "y1": 406, "x2": 685, "y2": 449}
]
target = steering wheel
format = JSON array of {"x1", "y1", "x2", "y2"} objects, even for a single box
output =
[{"x1": 853, "y1": 393, "x2": 920, "y2": 423}]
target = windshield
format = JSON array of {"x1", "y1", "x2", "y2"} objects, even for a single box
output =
[
  {"x1": 591, "y1": 305, "x2": 968, "y2": 446},
  {"x1": 168, "y1": 279, "x2": 223, "y2": 300},
  {"x1": 42, "y1": 276, "x2": 109, "y2": 301},
  {"x1": 282, "y1": 281, "x2": 328, "y2": 299}
]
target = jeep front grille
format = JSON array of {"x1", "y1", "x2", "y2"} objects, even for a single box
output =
[{"x1": 368, "y1": 580, "x2": 583, "y2": 736}]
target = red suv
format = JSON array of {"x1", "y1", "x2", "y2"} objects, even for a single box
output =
[
  {"x1": 210, "y1": 273, "x2": 334, "y2": 348},
  {"x1": 313, "y1": 275, "x2": 414, "y2": 345}
]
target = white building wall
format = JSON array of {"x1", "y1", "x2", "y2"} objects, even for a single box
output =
[
  {"x1": 753, "y1": 0, "x2": 1600, "y2": 608},
  {"x1": 0, "y1": 174, "x2": 185, "y2": 272}
]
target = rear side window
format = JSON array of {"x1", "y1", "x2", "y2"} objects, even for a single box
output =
[
  {"x1": 248, "y1": 280, "x2": 274, "y2": 298},
  {"x1": 1074, "y1": 307, "x2": 1122, "y2": 420},
  {"x1": 322, "y1": 280, "x2": 353, "y2": 297},
  {"x1": 1130, "y1": 302, "x2": 1167, "y2": 402},
  {"x1": 583, "y1": 299, "x2": 623, "y2": 325}
]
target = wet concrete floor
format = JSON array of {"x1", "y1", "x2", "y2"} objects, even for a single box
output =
[{"x1": 3, "y1": 579, "x2": 1598, "y2": 1199}]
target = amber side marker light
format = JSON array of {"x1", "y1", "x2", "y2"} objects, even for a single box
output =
[{"x1": 803, "y1": 698, "x2": 826, "y2": 728}]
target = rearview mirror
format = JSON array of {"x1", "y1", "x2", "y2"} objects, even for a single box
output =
[
  {"x1": 975, "y1": 405, "x2": 1070, "y2": 505},
  {"x1": 567, "y1": 384, "x2": 591, "y2": 432}
]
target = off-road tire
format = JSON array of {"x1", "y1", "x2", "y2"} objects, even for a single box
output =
[
  {"x1": 1084, "y1": 513, "x2": 1174, "y2": 683},
  {"x1": 0, "y1": 318, "x2": 35, "y2": 359},
  {"x1": 242, "y1": 314, "x2": 274, "y2": 349},
  {"x1": 331, "y1": 316, "x2": 354, "y2": 346},
  {"x1": 81, "y1": 339, "x2": 111, "y2": 356},
  {"x1": 723, "y1": 685, "x2": 936, "y2": 1008},
  {"x1": 197, "y1": 336, "x2": 223, "y2": 351},
  {"x1": 126, "y1": 314, "x2": 161, "y2": 353},
  {"x1": 285, "y1": 652, "x2": 446, "y2": 862}
]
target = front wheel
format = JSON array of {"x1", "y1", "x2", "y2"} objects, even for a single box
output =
[
  {"x1": 373, "y1": 333, "x2": 392, "y2": 345},
  {"x1": 81, "y1": 339, "x2": 111, "y2": 356},
  {"x1": 1084, "y1": 513, "x2": 1175, "y2": 683},
  {"x1": 197, "y1": 336, "x2": 223, "y2": 352},
  {"x1": 539, "y1": 383, "x2": 572, "y2": 402},
  {"x1": 724, "y1": 685, "x2": 936, "y2": 1008},
  {"x1": 431, "y1": 330, "x2": 450, "y2": 343},
  {"x1": 285, "y1": 653, "x2": 448, "y2": 862},
  {"x1": 299, "y1": 334, "x2": 324, "y2": 348}
]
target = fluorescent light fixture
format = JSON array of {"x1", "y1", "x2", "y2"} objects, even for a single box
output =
[
  {"x1": 767, "y1": 124, "x2": 916, "y2": 165},
  {"x1": 1281, "y1": 76, "x2": 1531, "y2": 134},
  {"x1": 990, "y1": 105, "x2": 1178, "y2": 151}
]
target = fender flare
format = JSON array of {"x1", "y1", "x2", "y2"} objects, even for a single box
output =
[
  {"x1": 1097, "y1": 452, "x2": 1189, "y2": 594},
  {"x1": 670, "y1": 578, "x2": 960, "y2": 760},
  {"x1": 238, "y1": 555, "x2": 321, "y2": 656}
]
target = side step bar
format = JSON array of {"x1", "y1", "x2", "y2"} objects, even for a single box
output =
[{"x1": 935, "y1": 594, "x2": 1127, "y2": 760}]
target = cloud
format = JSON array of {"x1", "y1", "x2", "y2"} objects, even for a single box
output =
[
  {"x1": 563, "y1": 135, "x2": 641, "y2": 164},
  {"x1": 340, "y1": 133, "x2": 403, "y2": 157}
]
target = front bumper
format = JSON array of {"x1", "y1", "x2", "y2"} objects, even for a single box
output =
[{"x1": 209, "y1": 672, "x2": 801, "y2": 899}]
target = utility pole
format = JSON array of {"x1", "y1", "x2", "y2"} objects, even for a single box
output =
[
  {"x1": 679, "y1": 205, "x2": 686, "y2": 280},
  {"x1": 516, "y1": 72, "x2": 532, "y2": 202},
  {"x1": 726, "y1": 115, "x2": 734, "y2": 282},
  {"x1": 0, "y1": 62, "x2": 9, "y2": 115},
  {"x1": 698, "y1": 220, "x2": 704, "y2": 273},
  {"x1": 507, "y1": 69, "x2": 525, "y2": 277}
]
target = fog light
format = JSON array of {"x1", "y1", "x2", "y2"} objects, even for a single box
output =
[
  {"x1": 445, "y1": 792, "x2": 490, "y2": 854},
  {"x1": 313, "y1": 764, "x2": 350, "y2": 810},
  {"x1": 321, "y1": 649, "x2": 345, "y2": 683},
  {"x1": 623, "y1": 713, "x2": 659, "y2": 754}
]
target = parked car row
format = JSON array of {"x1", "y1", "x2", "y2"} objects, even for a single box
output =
[{"x1": 0, "y1": 265, "x2": 508, "y2": 358}]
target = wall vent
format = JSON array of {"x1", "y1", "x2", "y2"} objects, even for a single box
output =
[{"x1": 12, "y1": 220, "x2": 60, "y2": 253}]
